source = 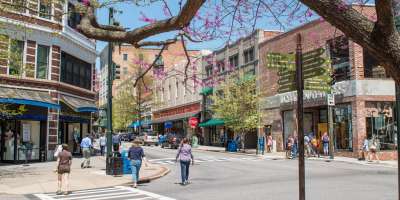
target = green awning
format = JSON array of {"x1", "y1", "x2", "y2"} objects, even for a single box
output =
[
  {"x1": 200, "y1": 87, "x2": 213, "y2": 95},
  {"x1": 199, "y1": 118, "x2": 224, "y2": 127}
]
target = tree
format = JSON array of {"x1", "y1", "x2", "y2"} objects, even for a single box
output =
[
  {"x1": 112, "y1": 80, "x2": 138, "y2": 131},
  {"x1": 211, "y1": 75, "x2": 260, "y2": 151}
]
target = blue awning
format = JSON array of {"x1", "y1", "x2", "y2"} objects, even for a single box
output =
[
  {"x1": 0, "y1": 87, "x2": 60, "y2": 109},
  {"x1": 60, "y1": 95, "x2": 97, "y2": 113},
  {"x1": 128, "y1": 121, "x2": 140, "y2": 128}
]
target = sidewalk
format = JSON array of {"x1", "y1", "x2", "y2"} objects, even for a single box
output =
[
  {"x1": 194, "y1": 145, "x2": 397, "y2": 168},
  {"x1": 0, "y1": 156, "x2": 169, "y2": 195}
]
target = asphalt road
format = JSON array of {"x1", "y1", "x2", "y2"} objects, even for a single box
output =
[{"x1": 139, "y1": 146, "x2": 397, "y2": 200}]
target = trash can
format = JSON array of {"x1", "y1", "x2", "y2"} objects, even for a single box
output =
[
  {"x1": 121, "y1": 150, "x2": 132, "y2": 174},
  {"x1": 106, "y1": 156, "x2": 123, "y2": 176},
  {"x1": 227, "y1": 140, "x2": 237, "y2": 152}
]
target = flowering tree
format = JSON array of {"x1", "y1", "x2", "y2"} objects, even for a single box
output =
[{"x1": 211, "y1": 75, "x2": 260, "y2": 151}]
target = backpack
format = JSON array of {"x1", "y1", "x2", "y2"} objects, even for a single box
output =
[{"x1": 311, "y1": 138, "x2": 317, "y2": 146}]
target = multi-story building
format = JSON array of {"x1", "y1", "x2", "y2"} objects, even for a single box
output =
[
  {"x1": 151, "y1": 46, "x2": 202, "y2": 138},
  {"x1": 0, "y1": 1, "x2": 97, "y2": 163},
  {"x1": 259, "y1": 5, "x2": 397, "y2": 160},
  {"x1": 200, "y1": 29, "x2": 281, "y2": 148},
  {"x1": 99, "y1": 42, "x2": 199, "y2": 133}
]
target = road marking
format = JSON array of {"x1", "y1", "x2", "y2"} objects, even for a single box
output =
[
  {"x1": 33, "y1": 186, "x2": 175, "y2": 200},
  {"x1": 148, "y1": 156, "x2": 268, "y2": 165}
]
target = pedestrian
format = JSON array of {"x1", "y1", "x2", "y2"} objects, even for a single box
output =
[
  {"x1": 266, "y1": 135, "x2": 273, "y2": 153},
  {"x1": 310, "y1": 135, "x2": 317, "y2": 157},
  {"x1": 99, "y1": 134, "x2": 106, "y2": 156},
  {"x1": 359, "y1": 136, "x2": 369, "y2": 161},
  {"x1": 304, "y1": 134, "x2": 311, "y2": 157},
  {"x1": 292, "y1": 136, "x2": 298, "y2": 159},
  {"x1": 321, "y1": 132, "x2": 329, "y2": 156},
  {"x1": 286, "y1": 135, "x2": 293, "y2": 159},
  {"x1": 128, "y1": 139, "x2": 147, "y2": 188},
  {"x1": 80, "y1": 134, "x2": 92, "y2": 168},
  {"x1": 176, "y1": 138, "x2": 194, "y2": 185},
  {"x1": 112, "y1": 133, "x2": 121, "y2": 153},
  {"x1": 56, "y1": 144, "x2": 72, "y2": 195},
  {"x1": 368, "y1": 137, "x2": 380, "y2": 163},
  {"x1": 236, "y1": 135, "x2": 241, "y2": 151}
]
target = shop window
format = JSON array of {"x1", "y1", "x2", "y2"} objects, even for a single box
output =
[
  {"x1": 328, "y1": 36, "x2": 350, "y2": 82},
  {"x1": 229, "y1": 54, "x2": 239, "y2": 68},
  {"x1": 365, "y1": 102, "x2": 397, "y2": 150},
  {"x1": 39, "y1": 0, "x2": 52, "y2": 19},
  {"x1": 36, "y1": 45, "x2": 49, "y2": 79},
  {"x1": 9, "y1": 40, "x2": 24, "y2": 76},
  {"x1": 364, "y1": 50, "x2": 389, "y2": 79},
  {"x1": 243, "y1": 47, "x2": 255, "y2": 64},
  {"x1": 319, "y1": 109, "x2": 327, "y2": 123},
  {"x1": 334, "y1": 104, "x2": 353, "y2": 150},
  {"x1": 61, "y1": 52, "x2": 92, "y2": 90}
]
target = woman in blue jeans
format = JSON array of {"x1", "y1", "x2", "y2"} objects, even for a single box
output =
[
  {"x1": 176, "y1": 138, "x2": 194, "y2": 185},
  {"x1": 128, "y1": 139, "x2": 147, "y2": 188}
]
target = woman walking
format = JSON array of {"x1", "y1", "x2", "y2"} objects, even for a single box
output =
[
  {"x1": 128, "y1": 139, "x2": 147, "y2": 188},
  {"x1": 56, "y1": 144, "x2": 72, "y2": 195},
  {"x1": 368, "y1": 137, "x2": 380, "y2": 163},
  {"x1": 176, "y1": 138, "x2": 194, "y2": 185}
]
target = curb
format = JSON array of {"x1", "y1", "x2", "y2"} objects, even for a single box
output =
[{"x1": 139, "y1": 166, "x2": 171, "y2": 182}]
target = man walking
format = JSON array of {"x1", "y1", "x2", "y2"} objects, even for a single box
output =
[
  {"x1": 80, "y1": 134, "x2": 92, "y2": 168},
  {"x1": 99, "y1": 134, "x2": 106, "y2": 156},
  {"x1": 112, "y1": 133, "x2": 121, "y2": 153}
]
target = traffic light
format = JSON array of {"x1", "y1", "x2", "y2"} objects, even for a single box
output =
[
  {"x1": 329, "y1": 72, "x2": 336, "y2": 86},
  {"x1": 112, "y1": 62, "x2": 120, "y2": 80}
]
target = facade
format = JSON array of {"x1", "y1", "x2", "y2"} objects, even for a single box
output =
[
  {"x1": 259, "y1": 6, "x2": 397, "y2": 160},
  {"x1": 151, "y1": 43, "x2": 202, "y2": 138},
  {"x1": 0, "y1": 1, "x2": 97, "y2": 163},
  {"x1": 200, "y1": 29, "x2": 281, "y2": 148}
]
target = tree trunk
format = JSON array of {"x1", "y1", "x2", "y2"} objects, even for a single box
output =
[{"x1": 241, "y1": 132, "x2": 245, "y2": 153}]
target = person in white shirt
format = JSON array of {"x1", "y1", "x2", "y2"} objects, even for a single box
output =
[{"x1": 99, "y1": 134, "x2": 107, "y2": 156}]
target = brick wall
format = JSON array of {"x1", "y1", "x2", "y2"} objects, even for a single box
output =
[
  {"x1": 47, "y1": 91, "x2": 59, "y2": 154},
  {"x1": 349, "y1": 41, "x2": 364, "y2": 80},
  {"x1": 25, "y1": 40, "x2": 36, "y2": 78},
  {"x1": 51, "y1": 45, "x2": 60, "y2": 81}
]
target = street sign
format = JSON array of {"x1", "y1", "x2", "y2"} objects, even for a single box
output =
[
  {"x1": 189, "y1": 117, "x2": 199, "y2": 128},
  {"x1": 327, "y1": 94, "x2": 335, "y2": 106}
]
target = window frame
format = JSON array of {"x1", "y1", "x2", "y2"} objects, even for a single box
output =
[
  {"x1": 8, "y1": 39, "x2": 25, "y2": 77},
  {"x1": 36, "y1": 44, "x2": 50, "y2": 80},
  {"x1": 38, "y1": 0, "x2": 52, "y2": 20}
]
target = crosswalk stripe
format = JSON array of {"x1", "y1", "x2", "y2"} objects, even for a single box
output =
[{"x1": 34, "y1": 186, "x2": 176, "y2": 200}]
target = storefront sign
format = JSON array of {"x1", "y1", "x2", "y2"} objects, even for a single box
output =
[
  {"x1": 188, "y1": 117, "x2": 199, "y2": 128},
  {"x1": 165, "y1": 121, "x2": 173, "y2": 129},
  {"x1": 22, "y1": 123, "x2": 31, "y2": 142}
]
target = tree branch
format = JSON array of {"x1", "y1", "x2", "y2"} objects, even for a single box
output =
[
  {"x1": 375, "y1": 0, "x2": 396, "y2": 34},
  {"x1": 78, "y1": 0, "x2": 206, "y2": 44}
]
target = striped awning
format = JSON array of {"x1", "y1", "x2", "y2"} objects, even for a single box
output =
[
  {"x1": 152, "y1": 111, "x2": 199, "y2": 124},
  {"x1": 0, "y1": 87, "x2": 59, "y2": 109}
]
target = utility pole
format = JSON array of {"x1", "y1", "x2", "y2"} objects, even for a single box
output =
[
  {"x1": 105, "y1": 7, "x2": 114, "y2": 174},
  {"x1": 137, "y1": 66, "x2": 142, "y2": 136},
  {"x1": 295, "y1": 34, "x2": 305, "y2": 200}
]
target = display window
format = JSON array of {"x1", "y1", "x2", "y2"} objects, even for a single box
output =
[{"x1": 334, "y1": 104, "x2": 353, "y2": 150}]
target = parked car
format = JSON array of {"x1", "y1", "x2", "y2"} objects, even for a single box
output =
[
  {"x1": 161, "y1": 133, "x2": 183, "y2": 149},
  {"x1": 139, "y1": 132, "x2": 159, "y2": 146}
]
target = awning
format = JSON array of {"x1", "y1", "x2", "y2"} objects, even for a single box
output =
[
  {"x1": 152, "y1": 111, "x2": 199, "y2": 124},
  {"x1": 128, "y1": 121, "x2": 140, "y2": 128},
  {"x1": 0, "y1": 87, "x2": 60, "y2": 109},
  {"x1": 200, "y1": 87, "x2": 213, "y2": 95},
  {"x1": 60, "y1": 95, "x2": 97, "y2": 112},
  {"x1": 199, "y1": 118, "x2": 224, "y2": 127}
]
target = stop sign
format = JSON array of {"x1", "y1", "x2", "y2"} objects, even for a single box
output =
[{"x1": 188, "y1": 117, "x2": 198, "y2": 128}]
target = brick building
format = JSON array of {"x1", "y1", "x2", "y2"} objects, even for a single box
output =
[
  {"x1": 0, "y1": 1, "x2": 97, "y2": 163},
  {"x1": 259, "y1": 5, "x2": 397, "y2": 160}
]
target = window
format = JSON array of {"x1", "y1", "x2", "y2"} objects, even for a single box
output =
[
  {"x1": 205, "y1": 65, "x2": 213, "y2": 77},
  {"x1": 9, "y1": 40, "x2": 24, "y2": 76},
  {"x1": 175, "y1": 81, "x2": 179, "y2": 99},
  {"x1": 364, "y1": 50, "x2": 389, "y2": 79},
  {"x1": 328, "y1": 36, "x2": 350, "y2": 82},
  {"x1": 243, "y1": 47, "x2": 255, "y2": 64},
  {"x1": 39, "y1": 0, "x2": 52, "y2": 19},
  {"x1": 217, "y1": 60, "x2": 225, "y2": 73},
  {"x1": 154, "y1": 55, "x2": 164, "y2": 74},
  {"x1": 11, "y1": 0, "x2": 26, "y2": 13},
  {"x1": 168, "y1": 85, "x2": 171, "y2": 100},
  {"x1": 229, "y1": 54, "x2": 239, "y2": 68},
  {"x1": 36, "y1": 45, "x2": 49, "y2": 79},
  {"x1": 122, "y1": 67, "x2": 128, "y2": 75},
  {"x1": 61, "y1": 52, "x2": 92, "y2": 90},
  {"x1": 161, "y1": 87, "x2": 164, "y2": 101},
  {"x1": 67, "y1": 3, "x2": 81, "y2": 29},
  {"x1": 123, "y1": 54, "x2": 128, "y2": 61},
  {"x1": 334, "y1": 104, "x2": 353, "y2": 150},
  {"x1": 366, "y1": 102, "x2": 397, "y2": 150}
]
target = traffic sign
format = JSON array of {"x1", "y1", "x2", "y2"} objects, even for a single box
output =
[{"x1": 327, "y1": 94, "x2": 335, "y2": 106}]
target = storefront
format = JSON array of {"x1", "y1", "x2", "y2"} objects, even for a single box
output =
[{"x1": 0, "y1": 87, "x2": 60, "y2": 163}]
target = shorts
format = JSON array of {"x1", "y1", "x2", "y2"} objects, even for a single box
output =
[{"x1": 370, "y1": 148, "x2": 376, "y2": 153}]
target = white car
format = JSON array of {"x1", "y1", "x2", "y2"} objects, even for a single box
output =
[{"x1": 139, "y1": 133, "x2": 159, "y2": 146}]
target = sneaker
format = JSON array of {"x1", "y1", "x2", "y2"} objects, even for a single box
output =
[
  {"x1": 56, "y1": 191, "x2": 62, "y2": 195},
  {"x1": 81, "y1": 163, "x2": 84, "y2": 169},
  {"x1": 63, "y1": 191, "x2": 69, "y2": 195}
]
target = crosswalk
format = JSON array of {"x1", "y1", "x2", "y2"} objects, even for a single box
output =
[
  {"x1": 33, "y1": 186, "x2": 175, "y2": 200},
  {"x1": 148, "y1": 156, "x2": 265, "y2": 165}
]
